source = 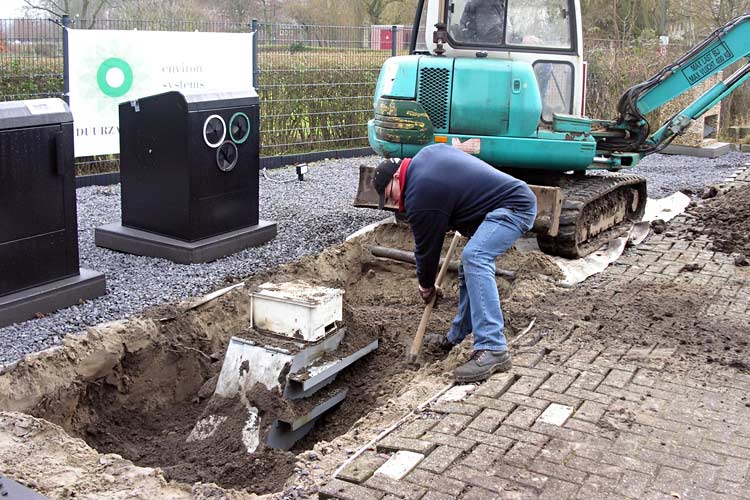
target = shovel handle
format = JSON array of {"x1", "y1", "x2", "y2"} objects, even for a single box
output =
[{"x1": 408, "y1": 232, "x2": 462, "y2": 363}]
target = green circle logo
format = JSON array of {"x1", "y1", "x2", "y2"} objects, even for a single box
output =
[{"x1": 96, "y1": 57, "x2": 133, "y2": 98}]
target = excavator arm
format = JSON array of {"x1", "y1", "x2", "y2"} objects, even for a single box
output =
[{"x1": 597, "y1": 14, "x2": 750, "y2": 156}]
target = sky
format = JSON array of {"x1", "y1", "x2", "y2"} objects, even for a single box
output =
[{"x1": 0, "y1": 0, "x2": 27, "y2": 18}]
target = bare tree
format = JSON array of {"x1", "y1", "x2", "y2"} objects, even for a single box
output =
[{"x1": 22, "y1": 0, "x2": 112, "y2": 27}]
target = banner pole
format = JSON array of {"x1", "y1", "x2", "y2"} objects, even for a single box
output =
[
  {"x1": 62, "y1": 14, "x2": 70, "y2": 104},
  {"x1": 251, "y1": 19, "x2": 259, "y2": 91}
]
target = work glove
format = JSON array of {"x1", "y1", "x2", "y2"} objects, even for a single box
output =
[{"x1": 419, "y1": 285, "x2": 444, "y2": 306}]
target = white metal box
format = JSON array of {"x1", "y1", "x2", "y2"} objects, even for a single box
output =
[{"x1": 251, "y1": 281, "x2": 343, "y2": 341}]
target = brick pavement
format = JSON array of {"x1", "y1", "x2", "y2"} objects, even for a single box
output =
[{"x1": 321, "y1": 170, "x2": 750, "y2": 500}]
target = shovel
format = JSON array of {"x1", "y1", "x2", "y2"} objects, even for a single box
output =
[{"x1": 408, "y1": 232, "x2": 462, "y2": 364}]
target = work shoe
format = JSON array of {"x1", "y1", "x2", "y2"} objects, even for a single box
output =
[
  {"x1": 454, "y1": 350, "x2": 512, "y2": 383},
  {"x1": 424, "y1": 333, "x2": 457, "y2": 353}
]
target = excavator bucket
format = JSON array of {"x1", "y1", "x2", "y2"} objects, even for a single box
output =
[
  {"x1": 353, "y1": 164, "x2": 398, "y2": 211},
  {"x1": 353, "y1": 162, "x2": 562, "y2": 236}
]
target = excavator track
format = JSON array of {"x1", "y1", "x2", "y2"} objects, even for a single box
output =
[{"x1": 536, "y1": 174, "x2": 647, "y2": 259}]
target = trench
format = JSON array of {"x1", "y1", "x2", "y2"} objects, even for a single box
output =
[{"x1": 8, "y1": 224, "x2": 482, "y2": 495}]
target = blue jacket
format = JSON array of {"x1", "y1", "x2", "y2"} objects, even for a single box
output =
[{"x1": 403, "y1": 144, "x2": 536, "y2": 288}]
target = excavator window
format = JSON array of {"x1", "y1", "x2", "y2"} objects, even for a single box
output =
[
  {"x1": 507, "y1": 0, "x2": 572, "y2": 49},
  {"x1": 534, "y1": 61, "x2": 574, "y2": 121},
  {"x1": 449, "y1": 0, "x2": 508, "y2": 45},
  {"x1": 448, "y1": 0, "x2": 573, "y2": 50}
]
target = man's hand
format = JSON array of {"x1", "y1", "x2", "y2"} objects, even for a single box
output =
[{"x1": 419, "y1": 285, "x2": 444, "y2": 305}]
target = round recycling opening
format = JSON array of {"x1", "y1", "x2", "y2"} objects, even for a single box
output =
[
  {"x1": 229, "y1": 112, "x2": 251, "y2": 144},
  {"x1": 216, "y1": 141, "x2": 238, "y2": 172},
  {"x1": 203, "y1": 115, "x2": 226, "y2": 148}
]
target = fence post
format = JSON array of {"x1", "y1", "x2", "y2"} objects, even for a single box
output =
[
  {"x1": 251, "y1": 19, "x2": 260, "y2": 91},
  {"x1": 62, "y1": 14, "x2": 70, "y2": 104},
  {"x1": 391, "y1": 25, "x2": 398, "y2": 56}
]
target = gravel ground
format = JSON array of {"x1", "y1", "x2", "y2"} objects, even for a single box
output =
[
  {"x1": 632, "y1": 151, "x2": 748, "y2": 198},
  {"x1": 1, "y1": 151, "x2": 748, "y2": 365}
]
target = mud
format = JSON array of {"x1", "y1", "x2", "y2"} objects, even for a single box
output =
[{"x1": 682, "y1": 184, "x2": 750, "y2": 256}]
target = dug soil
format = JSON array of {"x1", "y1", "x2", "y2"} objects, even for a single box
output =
[
  {"x1": 681, "y1": 184, "x2": 750, "y2": 256},
  {"x1": 66, "y1": 222, "x2": 563, "y2": 495}
]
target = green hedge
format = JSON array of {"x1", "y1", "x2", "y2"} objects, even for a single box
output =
[{"x1": 2, "y1": 44, "x2": 749, "y2": 175}]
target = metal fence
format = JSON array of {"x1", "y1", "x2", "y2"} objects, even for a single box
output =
[
  {"x1": 2, "y1": 18, "x2": 748, "y2": 176},
  {"x1": 0, "y1": 18, "x2": 409, "y2": 174}
]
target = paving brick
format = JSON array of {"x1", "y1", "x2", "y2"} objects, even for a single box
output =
[
  {"x1": 320, "y1": 479, "x2": 384, "y2": 500},
  {"x1": 465, "y1": 395, "x2": 516, "y2": 413},
  {"x1": 508, "y1": 376, "x2": 546, "y2": 396},
  {"x1": 504, "y1": 442, "x2": 542, "y2": 467},
  {"x1": 377, "y1": 435, "x2": 437, "y2": 455},
  {"x1": 394, "y1": 418, "x2": 438, "y2": 439},
  {"x1": 469, "y1": 408, "x2": 508, "y2": 433},
  {"x1": 512, "y1": 349, "x2": 547, "y2": 368},
  {"x1": 337, "y1": 451, "x2": 388, "y2": 484},
  {"x1": 634, "y1": 412, "x2": 695, "y2": 435},
  {"x1": 565, "y1": 386, "x2": 613, "y2": 405},
  {"x1": 650, "y1": 466, "x2": 708, "y2": 497},
  {"x1": 432, "y1": 414, "x2": 474, "y2": 436},
  {"x1": 528, "y1": 459, "x2": 587, "y2": 484},
  {"x1": 504, "y1": 406, "x2": 544, "y2": 428},
  {"x1": 717, "y1": 456, "x2": 750, "y2": 483},
  {"x1": 421, "y1": 492, "x2": 454, "y2": 500},
  {"x1": 537, "y1": 478, "x2": 579, "y2": 499},
  {"x1": 572, "y1": 400, "x2": 606, "y2": 424},
  {"x1": 530, "y1": 421, "x2": 588, "y2": 442},
  {"x1": 431, "y1": 401, "x2": 484, "y2": 417},
  {"x1": 509, "y1": 366, "x2": 551, "y2": 379},
  {"x1": 566, "y1": 349, "x2": 600, "y2": 364},
  {"x1": 562, "y1": 417, "x2": 605, "y2": 436},
  {"x1": 636, "y1": 447, "x2": 698, "y2": 471},
  {"x1": 599, "y1": 451, "x2": 658, "y2": 475},
  {"x1": 616, "y1": 469, "x2": 651, "y2": 498},
  {"x1": 489, "y1": 462, "x2": 549, "y2": 491},
  {"x1": 461, "y1": 443, "x2": 508, "y2": 471},
  {"x1": 533, "y1": 389, "x2": 582, "y2": 409},
  {"x1": 701, "y1": 439, "x2": 750, "y2": 460},
  {"x1": 538, "y1": 438, "x2": 580, "y2": 463},
  {"x1": 499, "y1": 392, "x2": 550, "y2": 410},
  {"x1": 639, "y1": 439, "x2": 725, "y2": 466},
  {"x1": 364, "y1": 473, "x2": 427, "y2": 500},
  {"x1": 495, "y1": 424, "x2": 549, "y2": 446},
  {"x1": 405, "y1": 468, "x2": 466, "y2": 496},
  {"x1": 422, "y1": 431, "x2": 476, "y2": 451},
  {"x1": 447, "y1": 466, "x2": 540, "y2": 498},
  {"x1": 566, "y1": 454, "x2": 624, "y2": 480},
  {"x1": 460, "y1": 487, "x2": 501, "y2": 500},
  {"x1": 417, "y1": 445, "x2": 464, "y2": 474},
  {"x1": 539, "y1": 373, "x2": 576, "y2": 393},
  {"x1": 574, "y1": 475, "x2": 620, "y2": 500},
  {"x1": 459, "y1": 428, "x2": 515, "y2": 451},
  {"x1": 474, "y1": 373, "x2": 517, "y2": 397},
  {"x1": 713, "y1": 479, "x2": 750, "y2": 499},
  {"x1": 595, "y1": 384, "x2": 645, "y2": 403}
]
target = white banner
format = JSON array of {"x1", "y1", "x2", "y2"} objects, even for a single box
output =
[{"x1": 67, "y1": 29, "x2": 254, "y2": 157}]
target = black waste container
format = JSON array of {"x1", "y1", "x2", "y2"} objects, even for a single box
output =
[
  {"x1": 0, "y1": 99, "x2": 79, "y2": 297},
  {"x1": 119, "y1": 90, "x2": 260, "y2": 242}
]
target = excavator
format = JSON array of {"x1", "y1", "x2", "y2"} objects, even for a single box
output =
[{"x1": 354, "y1": 0, "x2": 750, "y2": 258}]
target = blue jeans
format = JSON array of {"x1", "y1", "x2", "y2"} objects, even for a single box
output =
[{"x1": 446, "y1": 206, "x2": 536, "y2": 352}]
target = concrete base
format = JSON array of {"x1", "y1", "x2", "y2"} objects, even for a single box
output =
[
  {"x1": 0, "y1": 269, "x2": 106, "y2": 328},
  {"x1": 662, "y1": 142, "x2": 731, "y2": 158},
  {"x1": 95, "y1": 221, "x2": 277, "y2": 264}
]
